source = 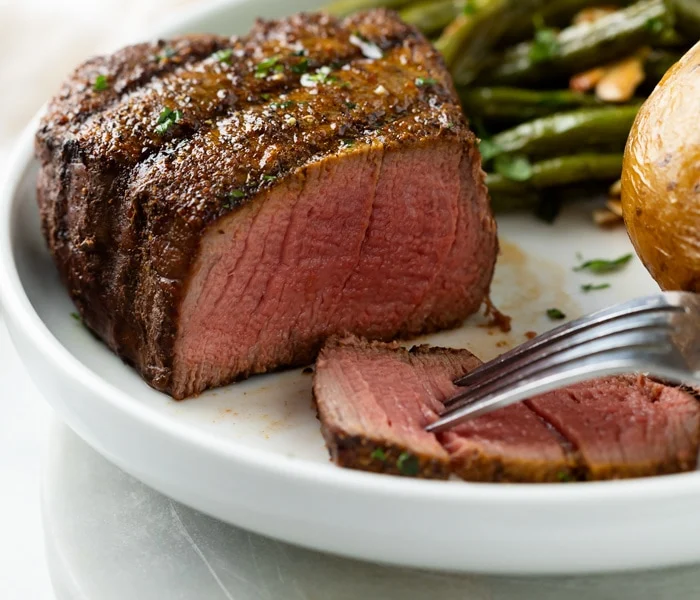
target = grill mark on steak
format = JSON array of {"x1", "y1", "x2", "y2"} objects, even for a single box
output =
[{"x1": 38, "y1": 10, "x2": 495, "y2": 397}]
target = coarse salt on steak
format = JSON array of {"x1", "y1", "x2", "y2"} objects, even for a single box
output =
[{"x1": 36, "y1": 10, "x2": 497, "y2": 399}]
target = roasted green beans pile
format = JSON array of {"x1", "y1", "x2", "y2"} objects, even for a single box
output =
[{"x1": 325, "y1": 0, "x2": 700, "y2": 215}]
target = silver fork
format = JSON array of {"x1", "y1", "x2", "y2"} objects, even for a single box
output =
[{"x1": 426, "y1": 292, "x2": 700, "y2": 434}]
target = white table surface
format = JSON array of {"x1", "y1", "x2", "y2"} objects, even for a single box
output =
[{"x1": 3, "y1": 0, "x2": 700, "y2": 597}]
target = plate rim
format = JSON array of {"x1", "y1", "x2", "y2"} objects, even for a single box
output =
[{"x1": 3, "y1": 0, "x2": 700, "y2": 511}]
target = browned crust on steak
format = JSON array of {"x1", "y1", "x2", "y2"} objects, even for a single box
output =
[{"x1": 37, "y1": 10, "x2": 495, "y2": 397}]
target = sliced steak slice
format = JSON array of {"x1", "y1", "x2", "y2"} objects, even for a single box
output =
[
  {"x1": 526, "y1": 376, "x2": 700, "y2": 480},
  {"x1": 314, "y1": 337, "x2": 571, "y2": 481},
  {"x1": 37, "y1": 10, "x2": 497, "y2": 399},
  {"x1": 314, "y1": 337, "x2": 700, "y2": 482}
]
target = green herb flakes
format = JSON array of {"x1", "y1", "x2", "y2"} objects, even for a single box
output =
[
  {"x1": 574, "y1": 254, "x2": 632, "y2": 274},
  {"x1": 291, "y1": 58, "x2": 310, "y2": 74},
  {"x1": 530, "y1": 16, "x2": 560, "y2": 64},
  {"x1": 581, "y1": 283, "x2": 611, "y2": 292},
  {"x1": 263, "y1": 174, "x2": 277, "y2": 182},
  {"x1": 155, "y1": 46, "x2": 176, "y2": 62},
  {"x1": 255, "y1": 56, "x2": 283, "y2": 79},
  {"x1": 70, "y1": 312, "x2": 81, "y2": 322},
  {"x1": 546, "y1": 308, "x2": 566, "y2": 320},
  {"x1": 349, "y1": 32, "x2": 383, "y2": 60},
  {"x1": 645, "y1": 17, "x2": 665, "y2": 35},
  {"x1": 370, "y1": 448, "x2": 386, "y2": 462},
  {"x1": 154, "y1": 107, "x2": 183, "y2": 135},
  {"x1": 300, "y1": 66, "x2": 336, "y2": 87},
  {"x1": 345, "y1": 101, "x2": 357, "y2": 109},
  {"x1": 229, "y1": 189, "x2": 245, "y2": 199},
  {"x1": 415, "y1": 77, "x2": 438, "y2": 87},
  {"x1": 213, "y1": 48, "x2": 233, "y2": 64},
  {"x1": 92, "y1": 74, "x2": 109, "y2": 92},
  {"x1": 494, "y1": 154, "x2": 533, "y2": 182},
  {"x1": 340, "y1": 139, "x2": 355, "y2": 147},
  {"x1": 556, "y1": 470, "x2": 574, "y2": 482},
  {"x1": 397, "y1": 452, "x2": 420, "y2": 476}
]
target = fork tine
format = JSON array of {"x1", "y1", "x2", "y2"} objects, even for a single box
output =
[
  {"x1": 427, "y1": 345, "x2": 686, "y2": 434},
  {"x1": 442, "y1": 328, "x2": 674, "y2": 416},
  {"x1": 444, "y1": 311, "x2": 675, "y2": 407},
  {"x1": 454, "y1": 293, "x2": 684, "y2": 388}
]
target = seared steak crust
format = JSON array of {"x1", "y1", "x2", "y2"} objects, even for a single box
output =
[{"x1": 37, "y1": 11, "x2": 496, "y2": 397}]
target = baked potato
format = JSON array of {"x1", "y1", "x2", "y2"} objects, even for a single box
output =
[{"x1": 621, "y1": 41, "x2": 700, "y2": 292}]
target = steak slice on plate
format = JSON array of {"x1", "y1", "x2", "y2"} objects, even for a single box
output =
[
  {"x1": 314, "y1": 337, "x2": 700, "y2": 482},
  {"x1": 36, "y1": 10, "x2": 497, "y2": 399},
  {"x1": 314, "y1": 337, "x2": 573, "y2": 481},
  {"x1": 527, "y1": 377, "x2": 700, "y2": 480}
]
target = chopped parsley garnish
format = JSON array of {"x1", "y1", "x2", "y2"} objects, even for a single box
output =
[
  {"x1": 291, "y1": 58, "x2": 310, "y2": 74},
  {"x1": 255, "y1": 55, "x2": 283, "y2": 79},
  {"x1": 92, "y1": 74, "x2": 109, "y2": 92},
  {"x1": 300, "y1": 66, "x2": 336, "y2": 87},
  {"x1": 546, "y1": 308, "x2": 566, "y2": 320},
  {"x1": 154, "y1": 107, "x2": 183, "y2": 135},
  {"x1": 645, "y1": 16, "x2": 666, "y2": 34},
  {"x1": 340, "y1": 139, "x2": 355, "y2": 147},
  {"x1": 556, "y1": 470, "x2": 574, "y2": 482},
  {"x1": 370, "y1": 448, "x2": 386, "y2": 462},
  {"x1": 530, "y1": 16, "x2": 560, "y2": 64},
  {"x1": 213, "y1": 48, "x2": 233, "y2": 64},
  {"x1": 463, "y1": 0, "x2": 477, "y2": 15},
  {"x1": 292, "y1": 48, "x2": 307, "y2": 57},
  {"x1": 270, "y1": 100, "x2": 295, "y2": 110},
  {"x1": 262, "y1": 174, "x2": 277, "y2": 182},
  {"x1": 345, "y1": 101, "x2": 357, "y2": 109},
  {"x1": 349, "y1": 32, "x2": 383, "y2": 60},
  {"x1": 156, "y1": 46, "x2": 176, "y2": 61},
  {"x1": 415, "y1": 77, "x2": 438, "y2": 87},
  {"x1": 223, "y1": 189, "x2": 246, "y2": 209},
  {"x1": 397, "y1": 452, "x2": 420, "y2": 476},
  {"x1": 574, "y1": 253, "x2": 633, "y2": 274},
  {"x1": 478, "y1": 137, "x2": 502, "y2": 162},
  {"x1": 494, "y1": 154, "x2": 533, "y2": 182},
  {"x1": 70, "y1": 312, "x2": 81, "y2": 322},
  {"x1": 261, "y1": 93, "x2": 272, "y2": 101},
  {"x1": 581, "y1": 283, "x2": 611, "y2": 292}
]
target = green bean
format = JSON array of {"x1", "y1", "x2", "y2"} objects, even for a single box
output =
[
  {"x1": 324, "y1": 0, "x2": 412, "y2": 17},
  {"x1": 482, "y1": 0, "x2": 671, "y2": 86},
  {"x1": 501, "y1": 0, "x2": 633, "y2": 46},
  {"x1": 460, "y1": 87, "x2": 605, "y2": 122},
  {"x1": 487, "y1": 106, "x2": 641, "y2": 160},
  {"x1": 486, "y1": 154, "x2": 624, "y2": 195},
  {"x1": 435, "y1": 0, "x2": 552, "y2": 84},
  {"x1": 670, "y1": 0, "x2": 700, "y2": 38},
  {"x1": 400, "y1": 0, "x2": 460, "y2": 36}
]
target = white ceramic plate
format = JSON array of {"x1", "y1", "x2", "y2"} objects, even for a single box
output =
[{"x1": 3, "y1": 0, "x2": 700, "y2": 576}]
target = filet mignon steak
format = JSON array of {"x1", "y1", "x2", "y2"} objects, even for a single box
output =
[
  {"x1": 36, "y1": 10, "x2": 497, "y2": 399},
  {"x1": 314, "y1": 336, "x2": 700, "y2": 482}
]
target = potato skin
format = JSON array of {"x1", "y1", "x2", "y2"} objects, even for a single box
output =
[{"x1": 621, "y1": 41, "x2": 700, "y2": 292}]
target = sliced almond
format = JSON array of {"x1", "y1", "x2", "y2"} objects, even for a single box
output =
[
  {"x1": 570, "y1": 66, "x2": 607, "y2": 92},
  {"x1": 595, "y1": 52, "x2": 647, "y2": 103},
  {"x1": 573, "y1": 6, "x2": 619, "y2": 25},
  {"x1": 606, "y1": 199, "x2": 623, "y2": 217},
  {"x1": 609, "y1": 179, "x2": 622, "y2": 197},
  {"x1": 593, "y1": 208, "x2": 623, "y2": 228}
]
